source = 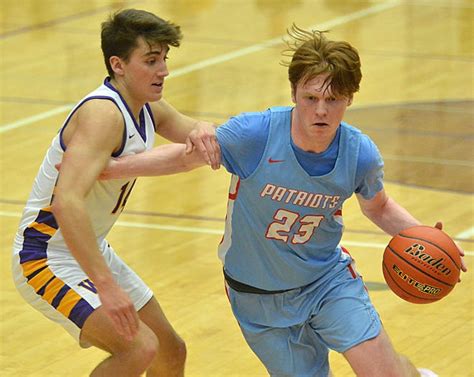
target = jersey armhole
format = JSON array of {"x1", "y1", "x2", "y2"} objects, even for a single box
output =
[{"x1": 144, "y1": 103, "x2": 156, "y2": 132}]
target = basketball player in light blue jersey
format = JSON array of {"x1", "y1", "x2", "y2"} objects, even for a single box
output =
[
  {"x1": 90, "y1": 25, "x2": 466, "y2": 377},
  {"x1": 12, "y1": 9, "x2": 220, "y2": 377}
]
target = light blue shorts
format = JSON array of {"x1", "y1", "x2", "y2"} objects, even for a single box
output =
[{"x1": 225, "y1": 256, "x2": 381, "y2": 377}]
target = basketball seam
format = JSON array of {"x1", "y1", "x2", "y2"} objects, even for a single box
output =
[
  {"x1": 382, "y1": 263, "x2": 435, "y2": 303},
  {"x1": 387, "y1": 244, "x2": 454, "y2": 287},
  {"x1": 397, "y1": 233, "x2": 461, "y2": 269}
]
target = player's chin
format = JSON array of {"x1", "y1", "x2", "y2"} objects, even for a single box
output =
[{"x1": 148, "y1": 91, "x2": 163, "y2": 102}]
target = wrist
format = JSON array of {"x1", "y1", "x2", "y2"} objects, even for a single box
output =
[{"x1": 93, "y1": 273, "x2": 118, "y2": 291}]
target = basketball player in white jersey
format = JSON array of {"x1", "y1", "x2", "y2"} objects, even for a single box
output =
[
  {"x1": 89, "y1": 26, "x2": 467, "y2": 377},
  {"x1": 12, "y1": 9, "x2": 219, "y2": 377}
]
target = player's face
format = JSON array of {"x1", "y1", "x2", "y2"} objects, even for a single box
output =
[
  {"x1": 119, "y1": 38, "x2": 170, "y2": 103},
  {"x1": 291, "y1": 74, "x2": 352, "y2": 151}
]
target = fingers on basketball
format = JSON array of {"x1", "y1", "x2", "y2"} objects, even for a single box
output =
[{"x1": 382, "y1": 225, "x2": 461, "y2": 304}]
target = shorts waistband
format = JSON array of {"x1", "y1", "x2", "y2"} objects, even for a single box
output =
[{"x1": 223, "y1": 269, "x2": 293, "y2": 295}]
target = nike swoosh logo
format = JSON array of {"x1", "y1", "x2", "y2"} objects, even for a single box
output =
[
  {"x1": 268, "y1": 158, "x2": 284, "y2": 164},
  {"x1": 128, "y1": 134, "x2": 135, "y2": 139}
]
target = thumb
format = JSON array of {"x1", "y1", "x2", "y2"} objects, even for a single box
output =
[{"x1": 185, "y1": 138, "x2": 194, "y2": 154}]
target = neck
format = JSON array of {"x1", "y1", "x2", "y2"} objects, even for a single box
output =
[
  {"x1": 109, "y1": 78, "x2": 144, "y2": 120},
  {"x1": 293, "y1": 134, "x2": 333, "y2": 153}
]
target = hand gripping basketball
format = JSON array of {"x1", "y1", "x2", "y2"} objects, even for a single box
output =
[{"x1": 382, "y1": 224, "x2": 462, "y2": 304}]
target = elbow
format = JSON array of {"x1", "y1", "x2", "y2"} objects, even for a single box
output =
[
  {"x1": 361, "y1": 207, "x2": 376, "y2": 221},
  {"x1": 51, "y1": 190, "x2": 80, "y2": 221}
]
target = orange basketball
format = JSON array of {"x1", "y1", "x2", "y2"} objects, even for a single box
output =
[{"x1": 382, "y1": 225, "x2": 461, "y2": 304}]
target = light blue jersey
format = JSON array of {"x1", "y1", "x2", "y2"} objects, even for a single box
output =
[
  {"x1": 216, "y1": 106, "x2": 384, "y2": 376},
  {"x1": 217, "y1": 107, "x2": 383, "y2": 291}
]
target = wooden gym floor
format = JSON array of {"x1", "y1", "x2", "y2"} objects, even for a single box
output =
[{"x1": 0, "y1": 1, "x2": 473, "y2": 376}]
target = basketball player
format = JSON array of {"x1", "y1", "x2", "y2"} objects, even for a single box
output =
[
  {"x1": 12, "y1": 9, "x2": 219, "y2": 377},
  {"x1": 84, "y1": 26, "x2": 467, "y2": 376}
]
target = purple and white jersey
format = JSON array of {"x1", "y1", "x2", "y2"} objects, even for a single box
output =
[{"x1": 14, "y1": 78, "x2": 156, "y2": 254}]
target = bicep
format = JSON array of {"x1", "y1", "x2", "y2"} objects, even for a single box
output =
[
  {"x1": 355, "y1": 135, "x2": 384, "y2": 199},
  {"x1": 150, "y1": 99, "x2": 195, "y2": 142},
  {"x1": 357, "y1": 189, "x2": 388, "y2": 216}
]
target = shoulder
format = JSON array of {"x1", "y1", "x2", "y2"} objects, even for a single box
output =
[
  {"x1": 232, "y1": 109, "x2": 271, "y2": 123},
  {"x1": 219, "y1": 109, "x2": 271, "y2": 132},
  {"x1": 356, "y1": 131, "x2": 383, "y2": 177},
  {"x1": 216, "y1": 110, "x2": 269, "y2": 151},
  {"x1": 341, "y1": 122, "x2": 379, "y2": 154},
  {"x1": 340, "y1": 121, "x2": 383, "y2": 170},
  {"x1": 216, "y1": 110, "x2": 271, "y2": 150},
  {"x1": 63, "y1": 99, "x2": 124, "y2": 147},
  {"x1": 358, "y1": 133, "x2": 381, "y2": 160},
  {"x1": 76, "y1": 98, "x2": 123, "y2": 127},
  {"x1": 340, "y1": 121, "x2": 362, "y2": 136}
]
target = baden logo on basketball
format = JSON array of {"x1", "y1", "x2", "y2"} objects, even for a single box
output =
[
  {"x1": 383, "y1": 226, "x2": 461, "y2": 304},
  {"x1": 403, "y1": 243, "x2": 452, "y2": 276}
]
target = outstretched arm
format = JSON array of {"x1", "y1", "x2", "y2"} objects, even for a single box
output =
[
  {"x1": 150, "y1": 99, "x2": 220, "y2": 169},
  {"x1": 357, "y1": 189, "x2": 467, "y2": 274},
  {"x1": 357, "y1": 189, "x2": 420, "y2": 237},
  {"x1": 98, "y1": 143, "x2": 209, "y2": 180}
]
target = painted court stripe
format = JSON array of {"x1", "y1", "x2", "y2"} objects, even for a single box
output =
[
  {"x1": 115, "y1": 220, "x2": 223, "y2": 235},
  {"x1": 0, "y1": 0, "x2": 401, "y2": 134},
  {"x1": 456, "y1": 226, "x2": 474, "y2": 240},
  {"x1": 0, "y1": 105, "x2": 73, "y2": 134},
  {"x1": 1, "y1": 210, "x2": 472, "y2": 255},
  {"x1": 169, "y1": 0, "x2": 402, "y2": 78}
]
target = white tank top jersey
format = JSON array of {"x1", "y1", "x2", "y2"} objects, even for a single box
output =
[{"x1": 14, "y1": 78, "x2": 156, "y2": 260}]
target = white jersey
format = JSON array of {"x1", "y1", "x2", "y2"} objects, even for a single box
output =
[
  {"x1": 14, "y1": 78, "x2": 156, "y2": 255},
  {"x1": 11, "y1": 79, "x2": 156, "y2": 341}
]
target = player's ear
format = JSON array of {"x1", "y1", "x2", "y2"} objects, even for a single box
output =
[
  {"x1": 347, "y1": 95, "x2": 353, "y2": 106},
  {"x1": 110, "y1": 56, "x2": 125, "y2": 76}
]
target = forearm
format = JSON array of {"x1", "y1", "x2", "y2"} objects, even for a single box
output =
[
  {"x1": 152, "y1": 99, "x2": 211, "y2": 143},
  {"x1": 363, "y1": 196, "x2": 421, "y2": 236},
  {"x1": 159, "y1": 117, "x2": 200, "y2": 143},
  {"x1": 101, "y1": 144, "x2": 207, "y2": 180},
  {"x1": 52, "y1": 195, "x2": 116, "y2": 289}
]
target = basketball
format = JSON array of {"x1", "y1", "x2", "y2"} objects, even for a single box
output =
[{"x1": 382, "y1": 225, "x2": 461, "y2": 304}]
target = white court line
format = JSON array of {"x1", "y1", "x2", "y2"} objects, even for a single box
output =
[
  {"x1": 169, "y1": 0, "x2": 401, "y2": 78},
  {"x1": 456, "y1": 226, "x2": 474, "y2": 240},
  {"x1": 1, "y1": 209, "x2": 473, "y2": 255},
  {"x1": 0, "y1": 105, "x2": 74, "y2": 134},
  {"x1": 0, "y1": 0, "x2": 401, "y2": 134},
  {"x1": 116, "y1": 220, "x2": 223, "y2": 235}
]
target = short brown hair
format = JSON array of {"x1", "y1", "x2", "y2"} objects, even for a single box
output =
[
  {"x1": 282, "y1": 24, "x2": 361, "y2": 97},
  {"x1": 101, "y1": 9, "x2": 182, "y2": 77}
]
